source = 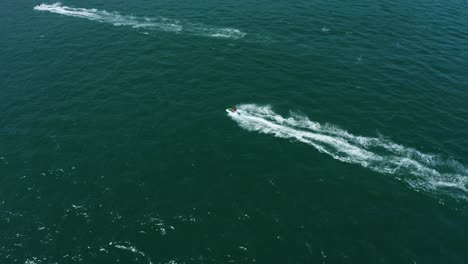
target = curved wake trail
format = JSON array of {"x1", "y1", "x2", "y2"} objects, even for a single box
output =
[
  {"x1": 228, "y1": 104, "x2": 468, "y2": 199},
  {"x1": 34, "y1": 3, "x2": 246, "y2": 39}
]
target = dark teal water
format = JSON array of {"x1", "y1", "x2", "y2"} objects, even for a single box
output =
[{"x1": 1, "y1": 0, "x2": 468, "y2": 263}]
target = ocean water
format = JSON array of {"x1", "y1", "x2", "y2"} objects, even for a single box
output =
[{"x1": 1, "y1": 0, "x2": 468, "y2": 263}]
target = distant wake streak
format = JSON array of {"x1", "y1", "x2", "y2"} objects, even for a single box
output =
[
  {"x1": 34, "y1": 3, "x2": 246, "y2": 39},
  {"x1": 228, "y1": 104, "x2": 468, "y2": 199}
]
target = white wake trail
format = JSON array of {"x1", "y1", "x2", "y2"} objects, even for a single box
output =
[
  {"x1": 228, "y1": 104, "x2": 468, "y2": 199},
  {"x1": 34, "y1": 3, "x2": 246, "y2": 39}
]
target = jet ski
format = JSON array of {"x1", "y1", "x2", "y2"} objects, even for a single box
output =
[{"x1": 225, "y1": 106, "x2": 238, "y2": 113}]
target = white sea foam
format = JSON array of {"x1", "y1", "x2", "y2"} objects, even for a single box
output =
[
  {"x1": 189, "y1": 26, "x2": 246, "y2": 39},
  {"x1": 34, "y1": 3, "x2": 245, "y2": 39},
  {"x1": 228, "y1": 104, "x2": 468, "y2": 199},
  {"x1": 110, "y1": 242, "x2": 153, "y2": 264}
]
